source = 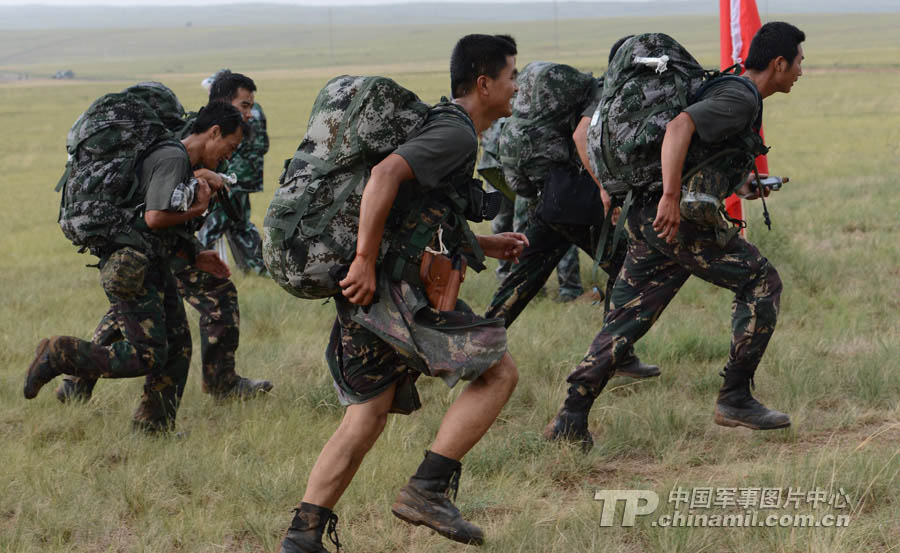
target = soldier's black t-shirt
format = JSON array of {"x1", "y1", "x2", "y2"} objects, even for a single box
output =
[{"x1": 684, "y1": 78, "x2": 759, "y2": 143}]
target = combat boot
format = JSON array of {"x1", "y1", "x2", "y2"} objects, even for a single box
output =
[
  {"x1": 55, "y1": 376, "x2": 96, "y2": 403},
  {"x1": 614, "y1": 356, "x2": 661, "y2": 379},
  {"x1": 278, "y1": 502, "x2": 341, "y2": 553},
  {"x1": 24, "y1": 337, "x2": 62, "y2": 399},
  {"x1": 543, "y1": 384, "x2": 595, "y2": 452},
  {"x1": 391, "y1": 451, "x2": 484, "y2": 545},
  {"x1": 231, "y1": 377, "x2": 274, "y2": 398},
  {"x1": 714, "y1": 370, "x2": 790, "y2": 430}
]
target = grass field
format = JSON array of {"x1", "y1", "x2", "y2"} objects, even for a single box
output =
[{"x1": 1, "y1": 12, "x2": 899, "y2": 553}]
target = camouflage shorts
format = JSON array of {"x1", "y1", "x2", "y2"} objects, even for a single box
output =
[{"x1": 326, "y1": 273, "x2": 507, "y2": 415}]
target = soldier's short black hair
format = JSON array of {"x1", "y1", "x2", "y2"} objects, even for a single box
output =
[
  {"x1": 450, "y1": 34, "x2": 518, "y2": 99},
  {"x1": 191, "y1": 101, "x2": 252, "y2": 139},
  {"x1": 608, "y1": 35, "x2": 634, "y2": 64},
  {"x1": 744, "y1": 22, "x2": 806, "y2": 71},
  {"x1": 208, "y1": 70, "x2": 257, "y2": 102}
]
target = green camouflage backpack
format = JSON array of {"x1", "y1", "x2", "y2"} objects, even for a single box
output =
[
  {"x1": 56, "y1": 82, "x2": 185, "y2": 256},
  {"x1": 498, "y1": 62, "x2": 596, "y2": 198},
  {"x1": 587, "y1": 33, "x2": 769, "y2": 252},
  {"x1": 476, "y1": 117, "x2": 514, "y2": 202},
  {"x1": 263, "y1": 75, "x2": 490, "y2": 300},
  {"x1": 588, "y1": 33, "x2": 767, "y2": 205}
]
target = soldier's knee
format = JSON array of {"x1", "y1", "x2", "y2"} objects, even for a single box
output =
[{"x1": 485, "y1": 353, "x2": 519, "y2": 394}]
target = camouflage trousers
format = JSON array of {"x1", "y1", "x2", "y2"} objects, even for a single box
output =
[
  {"x1": 567, "y1": 199, "x2": 782, "y2": 396},
  {"x1": 492, "y1": 195, "x2": 581, "y2": 295},
  {"x1": 50, "y1": 263, "x2": 191, "y2": 428},
  {"x1": 486, "y1": 199, "x2": 623, "y2": 328},
  {"x1": 198, "y1": 190, "x2": 267, "y2": 275},
  {"x1": 174, "y1": 265, "x2": 241, "y2": 395},
  {"x1": 63, "y1": 263, "x2": 243, "y2": 398}
]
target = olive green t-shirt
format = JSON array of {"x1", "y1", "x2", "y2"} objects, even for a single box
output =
[
  {"x1": 141, "y1": 142, "x2": 193, "y2": 211},
  {"x1": 684, "y1": 78, "x2": 760, "y2": 143},
  {"x1": 393, "y1": 114, "x2": 477, "y2": 192}
]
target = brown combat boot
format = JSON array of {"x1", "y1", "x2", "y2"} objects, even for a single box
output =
[
  {"x1": 391, "y1": 451, "x2": 484, "y2": 545},
  {"x1": 714, "y1": 369, "x2": 791, "y2": 430},
  {"x1": 277, "y1": 502, "x2": 341, "y2": 553},
  {"x1": 543, "y1": 384, "x2": 595, "y2": 452},
  {"x1": 24, "y1": 337, "x2": 62, "y2": 399}
]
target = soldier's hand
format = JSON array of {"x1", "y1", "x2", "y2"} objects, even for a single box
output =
[
  {"x1": 653, "y1": 194, "x2": 680, "y2": 244},
  {"x1": 478, "y1": 232, "x2": 529, "y2": 263},
  {"x1": 195, "y1": 250, "x2": 231, "y2": 279},
  {"x1": 600, "y1": 187, "x2": 621, "y2": 225},
  {"x1": 194, "y1": 168, "x2": 224, "y2": 192},
  {"x1": 192, "y1": 178, "x2": 212, "y2": 211},
  {"x1": 340, "y1": 255, "x2": 377, "y2": 306}
]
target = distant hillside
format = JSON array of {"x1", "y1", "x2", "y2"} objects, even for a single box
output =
[{"x1": 1, "y1": 1, "x2": 898, "y2": 30}]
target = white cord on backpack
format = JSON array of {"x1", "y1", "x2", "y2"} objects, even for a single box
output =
[
  {"x1": 424, "y1": 227, "x2": 449, "y2": 255},
  {"x1": 634, "y1": 55, "x2": 670, "y2": 73}
]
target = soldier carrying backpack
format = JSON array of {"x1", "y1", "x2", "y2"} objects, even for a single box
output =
[
  {"x1": 545, "y1": 23, "x2": 806, "y2": 451},
  {"x1": 484, "y1": 43, "x2": 662, "y2": 386},
  {"x1": 271, "y1": 34, "x2": 526, "y2": 552},
  {"x1": 25, "y1": 97, "x2": 248, "y2": 434}
]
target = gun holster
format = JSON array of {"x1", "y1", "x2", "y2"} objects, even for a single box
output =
[{"x1": 419, "y1": 252, "x2": 466, "y2": 311}]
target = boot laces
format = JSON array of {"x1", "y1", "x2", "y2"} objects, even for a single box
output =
[
  {"x1": 326, "y1": 513, "x2": 342, "y2": 551},
  {"x1": 446, "y1": 466, "x2": 461, "y2": 502}
]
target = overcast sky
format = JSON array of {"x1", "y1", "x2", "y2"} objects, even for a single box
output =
[{"x1": 0, "y1": 0, "x2": 641, "y2": 5}]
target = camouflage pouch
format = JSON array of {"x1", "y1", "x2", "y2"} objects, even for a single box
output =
[
  {"x1": 680, "y1": 168, "x2": 732, "y2": 227},
  {"x1": 100, "y1": 247, "x2": 149, "y2": 301}
]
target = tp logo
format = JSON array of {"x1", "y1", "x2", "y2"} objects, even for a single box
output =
[{"x1": 594, "y1": 490, "x2": 659, "y2": 526}]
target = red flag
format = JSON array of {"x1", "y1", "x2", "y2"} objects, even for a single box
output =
[{"x1": 719, "y1": 0, "x2": 768, "y2": 229}]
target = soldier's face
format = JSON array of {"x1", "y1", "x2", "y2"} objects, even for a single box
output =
[
  {"x1": 231, "y1": 88, "x2": 255, "y2": 121},
  {"x1": 776, "y1": 45, "x2": 804, "y2": 94},
  {"x1": 203, "y1": 126, "x2": 244, "y2": 168},
  {"x1": 489, "y1": 55, "x2": 518, "y2": 118}
]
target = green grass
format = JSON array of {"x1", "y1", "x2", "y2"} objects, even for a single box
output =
[{"x1": 2, "y1": 12, "x2": 899, "y2": 553}]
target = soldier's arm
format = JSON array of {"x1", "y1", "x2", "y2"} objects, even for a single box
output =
[
  {"x1": 339, "y1": 153, "x2": 414, "y2": 306},
  {"x1": 573, "y1": 116, "x2": 614, "y2": 221},
  {"x1": 654, "y1": 112, "x2": 695, "y2": 243},
  {"x1": 145, "y1": 178, "x2": 212, "y2": 229}
]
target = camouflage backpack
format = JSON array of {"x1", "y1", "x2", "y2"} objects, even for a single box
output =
[
  {"x1": 587, "y1": 33, "x2": 769, "y2": 251},
  {"x1": 56, "y1": 82, "x2": 185, "y2": 256},
  {"x1": 476, "y1": 117, "x2": 514, "y2": 202},
  {"x1": 263, "y1": 75, "x2": 488, "y2": 300},
  {"x1": 498, "y1": 62, "x2": 596, "y2": 198},
  {"x1": 588, "y1": 33, "x2": 768, "y2": 206}
]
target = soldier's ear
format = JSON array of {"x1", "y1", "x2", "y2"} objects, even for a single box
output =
[
  {"x1": 476, "y1": 75, "x2": 490, "y2": 96},
  {"x1": 210, "y1": 125, "x2": 222, "y2": 139}
]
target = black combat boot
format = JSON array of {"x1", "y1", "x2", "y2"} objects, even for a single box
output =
[
  {"x1": 543, "y1": 384, "x2": 596, "y2": 452},
  {"x1": 278, "y1": 502, "x2": 341, "y2": 553},
  {"x1": 714, "y1": 369, "x2": 790, "y2": 430},
  {"x1": 614, "y1": 355, "x2": 661, "y2": 379},
  {"x1": 391, "y1": 451, "x2": 484, "y2": 545},
  {"x1": 223, "y1": 377, "x2": 274, "y2": 399},
  {"x1": 55, "y1": 376, "x2": 97, "y2": 403},
  {"x1": 24, "y1": 337, "x2": 63, "y2": 399}
]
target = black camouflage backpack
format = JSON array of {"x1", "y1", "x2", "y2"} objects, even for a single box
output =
[
  {"x1": 263, "y1": 75, "x2": 493, "y2": 300},
  {"x1": 56, "y1": 83, "x2": 185, "y2": 256},
  {"x1": 498, "y1": 61, "x2": 596, "y2": 198}
]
